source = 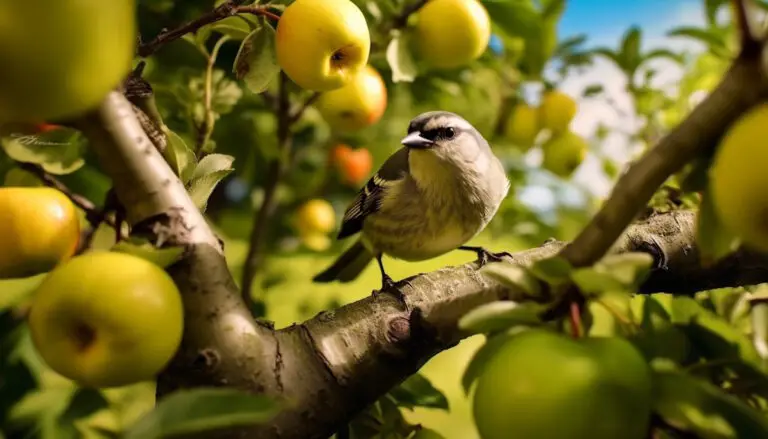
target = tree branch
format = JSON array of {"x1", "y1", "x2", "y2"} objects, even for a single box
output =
[
  {"x1": 137, "y1": 2, "x2": 279, "y2": 58},
  {"x1": 731, "y1": 0, "x2": 761, "y2": 54},
  {"x1": 558, "y1": 49, "x2": 768, "y2": 268},
  {"x1": 241, "y1": 72, "x2": 292, "y2": 305}
]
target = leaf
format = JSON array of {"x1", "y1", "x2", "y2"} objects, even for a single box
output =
[
  {"x1": 553, "y1": 34, "x2": 588, "y2": 58},
  {"x1": 481, "y1": 0, "x2": 541, "y2": 41},
  {"x1": 186, "y1": 154, "x2": 235, "y2": 212},
  {"x1": 587, "y1": 47, "x2": 623, "y2": 69},
  {"x1": 389, "y1": 373, "x2": 449, "y2": 411},
  {"x1": 620, "y1": 26, "x2": 642, "y2": 72},
  {"x1": 595, "y1": 252, "x2": 654, "y2": 287},
  {"x1": 582, "y1": 84, "x2": 603, "y2": 97},
  {"x1": 479, "y1": 263, "x2": 541, "y2": 298},
  {"x1": 163, "y1": 130, "x2": 197, "y2": 184},
  {"x1": 653, "y1": 366, "x2": 768, "y2": 438},
  {"x1": 1, "y1": 130, "x2": 86, "y2": 175},
  {"x1": 571, "y1": 269, "x2": 625, "y2": 296},
  {"x1": 208, "y1": 16, "x2": 252, "y2": 40},
  {"x1": 705, "y1": 0, "x2": 729, "y2": 25},
  {"x1": 751, "y1": 303, "x2": 768, "y2": 366},
  {"x1": 123, "y1": 388, "x2": 279, "y2": 439},
  {"x1": 111, "y1": 237, "x2": 185, "y2": 269},
  {"x1": 233, "y1": 24, "x2": 281, "y2": 94},
  {"x1": 386, "y1": 30, "x2": 418, "y2": 83},
  {"x1": 462, "y1": 328, "x2": 528, "y2": 394},
  {"x1": 458, "y1": 301, "x2": 545, "y2": 334},
  {"x1": 696, "y1": 187, "x2": 740, "y2": 266},
  {"x1": 528, "y1": 255, "x2": 573, "y2": 284},
  {"x1": 644, "y1": 48, "x2": 684, "y2": 65},
  {"x1": 3, "y1": 167, "x2": 42, "y2": 187},
  {"x1": 668, "y1": 27, "x2": 727, "y2": 52},
  {"x1": 410, "y1": 428, "x2": 446, "y2": 439},
  {"x1": 541, "y1": 0, "x2": 566, "y2": 20}
]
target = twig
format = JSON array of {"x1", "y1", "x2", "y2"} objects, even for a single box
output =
[
  {"x1": 569, "y1": 301, "x2": 583, "y2": 338},
  {"x1": 137, "y1": 2, "x2": 278, "y2": 58},
  {"x1": 392, "y1": 0, "x2": 428, "y2": 30},
  {"x1": 197, "y1": 35, "x2": 231, "y2": 153},
  {"x1": 731, "y1": 0, "x2": 761, "y2": 54},
  {"x1": 288, "y1": 92, "x2": 321, "y2": 124},
  {"x1": 241, "y1": 72, "x2": 292, "y2": 305}
]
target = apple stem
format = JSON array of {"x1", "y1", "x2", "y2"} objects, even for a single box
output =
[{"x1": 569, "y1": 301, "x2": 583, "y2": 338}]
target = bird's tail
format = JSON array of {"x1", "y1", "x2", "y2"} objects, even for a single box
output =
[{"x1": 313, "y1": 239, "x2": 373, "y2": 283}]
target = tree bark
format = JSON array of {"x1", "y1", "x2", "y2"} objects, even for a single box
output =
[{"x1": 59, "y1": 93, "x2": 768, "y2": 438}]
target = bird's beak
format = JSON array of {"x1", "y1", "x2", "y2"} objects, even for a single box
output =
[{"x1": 401, "y1": 131, "x2": 434, "y2": 149}]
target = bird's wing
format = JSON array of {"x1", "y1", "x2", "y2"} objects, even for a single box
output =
[{"x1": 337, "y1": 147, "x2": 410, "y2": 239}]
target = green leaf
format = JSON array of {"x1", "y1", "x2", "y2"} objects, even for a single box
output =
[
  {"x1": 386, "y1": 30, "x2": 418, "y2": 83},
  {"x1": 123, "y1": 388, "x2": 278, "y2": 439},
  {"x1": 3, "y1": 167, "x2": 42, "y2": 187},
  {"x1": 679, "y1": 156, "x2": 711, "y2": 193},
  {"x1": 233, "y1": 24, "x2": 281, "y2": 94},
  {"x1": 389, "y1": 373, "x2": 449, "y2": 411},
  {"x1": 620, "y1": 26, "x2": 642, "y2": 73},
  {"x1": 643, "y1": 48, "x2": 684, "y2": 65},
  {"x1": 696, "y1": 187, "x2": 740, "y2": 266},
  {"x1": 462, "y1": 328, "x2": 528, "y2": 394},
  {"x1": 596, "y1": 252, "x2": 654, "y2": 287},
  {"x1": 409, "y1": 427, "x2": 446, "y2": 439},
  {"x1": 458, "y1": 301, "x2": 545, "y2": 334},
  {"x1": 1, "y1": 130, "x2": 86, "y2": 175},
  {"x1": 111, "y1": 237, "x2": 185, "y2": 269},
  {"x1": 553, "y1": 34, "x2": 588, "y2": 58},
  {"x1": 479, "y1": 263, "x2": 541, "y2": 298},
  {"x1": 587, "y1": 47, "x2": 623, "y2": 69},
  {"x1": 582, "y1": 84, "x2": 603, "y2": 97},
  {"x1": 186, "y1": 154, "x2": 235, "y2": 212},
  {"x1": 163, "y1": 130, "x2": 198, "y2": 184},
  {"x1": 540, "y1": 0, "x2": 566, "y2": 20},
  {"x1": 704, "y1": 0, "x2": 729, "y2": 25},
  {"x1": 481, "y1": 0, "x2": 541, "y2": 41},
  {"x1": 528, "y1": 255, "x2": 573, "y2": 284},
  {"x1": 751, "y1": 302, "x2": 768, "y2": 366},
  {"x1": 653, "y1": 366, "x2": 768, "y2": 438},
  {"x1": 207, "y1": 16, "x2": 252, "y2": 40},
  {"x1": 571, "y1": 269, "x2": 625, "y2": 296},
  {"x1": 668, "y1": 26, "x2": 728, "y2": 54}
]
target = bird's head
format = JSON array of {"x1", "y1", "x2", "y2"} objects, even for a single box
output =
[{"x1": 401, "y1": 111, "x2": 491, "y2": 168}]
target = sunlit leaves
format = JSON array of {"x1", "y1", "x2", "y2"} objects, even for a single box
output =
[{"x1": 233, "y1": 23, "x2": 281, "y2": 93}]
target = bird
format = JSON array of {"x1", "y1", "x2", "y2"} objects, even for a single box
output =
[{"x1": 313, "y1": 111, "x2": 511, "y2": 291}]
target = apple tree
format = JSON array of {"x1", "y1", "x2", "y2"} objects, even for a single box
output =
[{"x1": 4, "y1": 0, "x2": 768, "y2": 438}]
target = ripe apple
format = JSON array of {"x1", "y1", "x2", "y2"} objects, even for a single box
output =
[
  {"x1": 315, "y1": 66, "x2": 387, "y2": 133},
  {"x1": 335, "y1": 146, "x2": 373, "y2": 186},
  {"x1": 0, "y1": 0, "x2": 136, "y2": 122},
  {"x1": 710, "y1": 103, "x2": 768, "y2": 250},
  {"x1": 472, "y1": 330, "x2": 652, "y2": 439},
  {"x1": 300, "y1": 231, "x2": 332, "y2": 252},
  {"x1": 28, "y1": 251, "x2": 184, "y2": 388},
  {"x1": 539, "y1": 90, "x2": 578, "y2": 134},
  {"x1": 414, "y1": 0, "x2": 491, "y2": 70},
  {"x1": 296, "y1": 199, "x2": 336, "y2": 235},
  {"x1": 331, "y1": 144, "x2": 353, "y2": 166},
  {"x1": 503, "y1": 103, "x2": 541, "y2": 151},
  {"x1": 0, "y1": 187, "x2": 80, "y2": 279},
  {"x1": 276, "y1": 0, "x2": 371, "y2": 92},
  {"x1": 541, "y1": 131, "x2": 588, "y2": 178}
]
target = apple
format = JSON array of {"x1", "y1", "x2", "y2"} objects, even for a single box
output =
[
  {"x1": 541, "y1": 131, "x2": 588, "y2": 178},
  {"x1": 333, "y1": 146, "x2": 373, "y2": 186},
  {"x1": 300, "y1": 231, "x2": 332, "y2": 252},
  {"x1": 472, "y1": 330, "x2": 652, "y2": 439},
  {"x1": 414, "y1": 0, "x2": 491, "y2": 70},
  {"x1": 296, "y1": 199, "x2": 336, "y2": 235},
  {"x1": 0, "y1": 0, "x2": 136, "y2": 122},
  {"x1": 0, "y1": 187, "x2": 80, "y2": 279},
  {"x1": 315, "y1": 65, "x2": 387, "y2": 133},
  {"x1": 276, "y1": 0, "x2": 371, "y2": 92},
  {"x1": 503, "y1": 103, "x2": 541, "y2": 151},
  {"x1": 710, "y1": 103, "x2": 768, "y2": 250},
  {"x1": 539, "y1": 90, "x2": 578, "y2": 134},
  {"x1": 28, "y1": 251, "x2": 184, "y2": 388}
]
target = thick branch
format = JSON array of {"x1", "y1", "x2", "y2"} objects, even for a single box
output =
[{"x1": 559, "y1": 50, "x2": 768, "y2": 268}]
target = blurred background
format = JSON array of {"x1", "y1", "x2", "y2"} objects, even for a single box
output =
[{"x1": 0, "y1": 0, "x2": 743, "y2": 437}]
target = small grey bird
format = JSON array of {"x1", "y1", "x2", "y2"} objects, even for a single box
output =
[{"x1": 313, "y1": 111, "x2": 511, "y2": 290}]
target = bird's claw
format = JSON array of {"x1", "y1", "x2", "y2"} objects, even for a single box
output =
[
  {"x1": 372, "y1": 275, "x2": 408, "y2": 307},
  {"x1": 475, "y1": 248, "x2": 513, "y2": 267}
]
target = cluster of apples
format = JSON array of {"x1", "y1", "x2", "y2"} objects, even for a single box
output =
[
  {"x1": 503, "y1": 90, "x2": 588, "y2": 178},
  {"x1": 274, "y1": 0, "x2": 493, "y2": 133},
  {"x1": 0, "y1": 186, "x2": 183, "y2": 388}
]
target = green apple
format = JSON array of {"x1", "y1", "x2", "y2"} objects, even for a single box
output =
[
  {"x1": 28, "y1": 251, "x2": 184, "y2": 388},
  {"x1": 0, "y1": 187, "x2": 80, "y2": 279},
  {"x1": 541, "y1": 130, "x2": 588, "y2": 178},
  {"x1": 276, "y1": 0, "x2": 371, "y2": 91},
  {"x1": 710, "y1": 103, "x2": 768, "y2": 250},
  {"x1": 539, "y1": 90, "x2": 578, "y2": 134},
  {"x1": 315, "y1": 65, "x2": 387, "y2": 133},
  {"x1": 0, "y1": 0, "x2": 136, "y2": 122},
  {"x1": 414, "y1": 0, "x2": 491, "y2": 70},
  {"x1": 472, "y1": 330, "x2": 652, "y2": 439},
  {"x1": 504, "y1": 103, "x2": 541, "y2": 151}
]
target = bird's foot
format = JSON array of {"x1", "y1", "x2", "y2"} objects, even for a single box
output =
[
  {"x1": 372, "y1": 274, "x2": 409, "y2": 307},
  {"x1": 472, "y1": 247, "x2": 514, "y2": 267}
]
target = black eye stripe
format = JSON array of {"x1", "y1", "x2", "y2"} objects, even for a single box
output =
[{"x1": 422, "y1": 127, "x2": 460, "y2": 141}]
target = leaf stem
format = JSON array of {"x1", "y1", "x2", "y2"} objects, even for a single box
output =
[
  {"x1": 569, "y1": 301, "x2": 583, "y2": 338},
  {"x1": 197, "y1": 35, "x2": 231, "y2": 154}
]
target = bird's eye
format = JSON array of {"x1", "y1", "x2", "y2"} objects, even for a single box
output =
[{"x1": 443, "y1": 127, "x2": 456, "y2": 139}]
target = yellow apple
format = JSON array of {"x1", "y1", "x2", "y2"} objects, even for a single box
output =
[
  {"x1": 300, "y1": 231, "x2": 332, "y2": 252},
  {"x1": 315, "y1": 65, "x2": 387, "y2": 132},
  {"x1": 0, "y1": 0, "x2": 136, "y2": 122},
  {"x1": 296, "y1": 199, "x2": 337, "y2": 235},
  {"x1": 710, "y1": 103, "x2": 768, "y2": 250},
  {"x1": 504, "y1": 103, "x2": 541, "y2": 151},
  {"x1": 28, "y1": 251, "x2": 184, "y2": 388},
  {"x1": 541, "y1": 130, "x2": 588, "y2": 178},
  {"x1": 0, "y1": 187, "x2": 80, "y2": 279},
  {"x1": 539, "y1": 90, "x2": 578, "y2": 134},
  {"x1": 276, "y1": 0, "x2": 371, "y2": 91},
  {"x1": 414, "y1": 0, "x2": 491, "y2": 70}
]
